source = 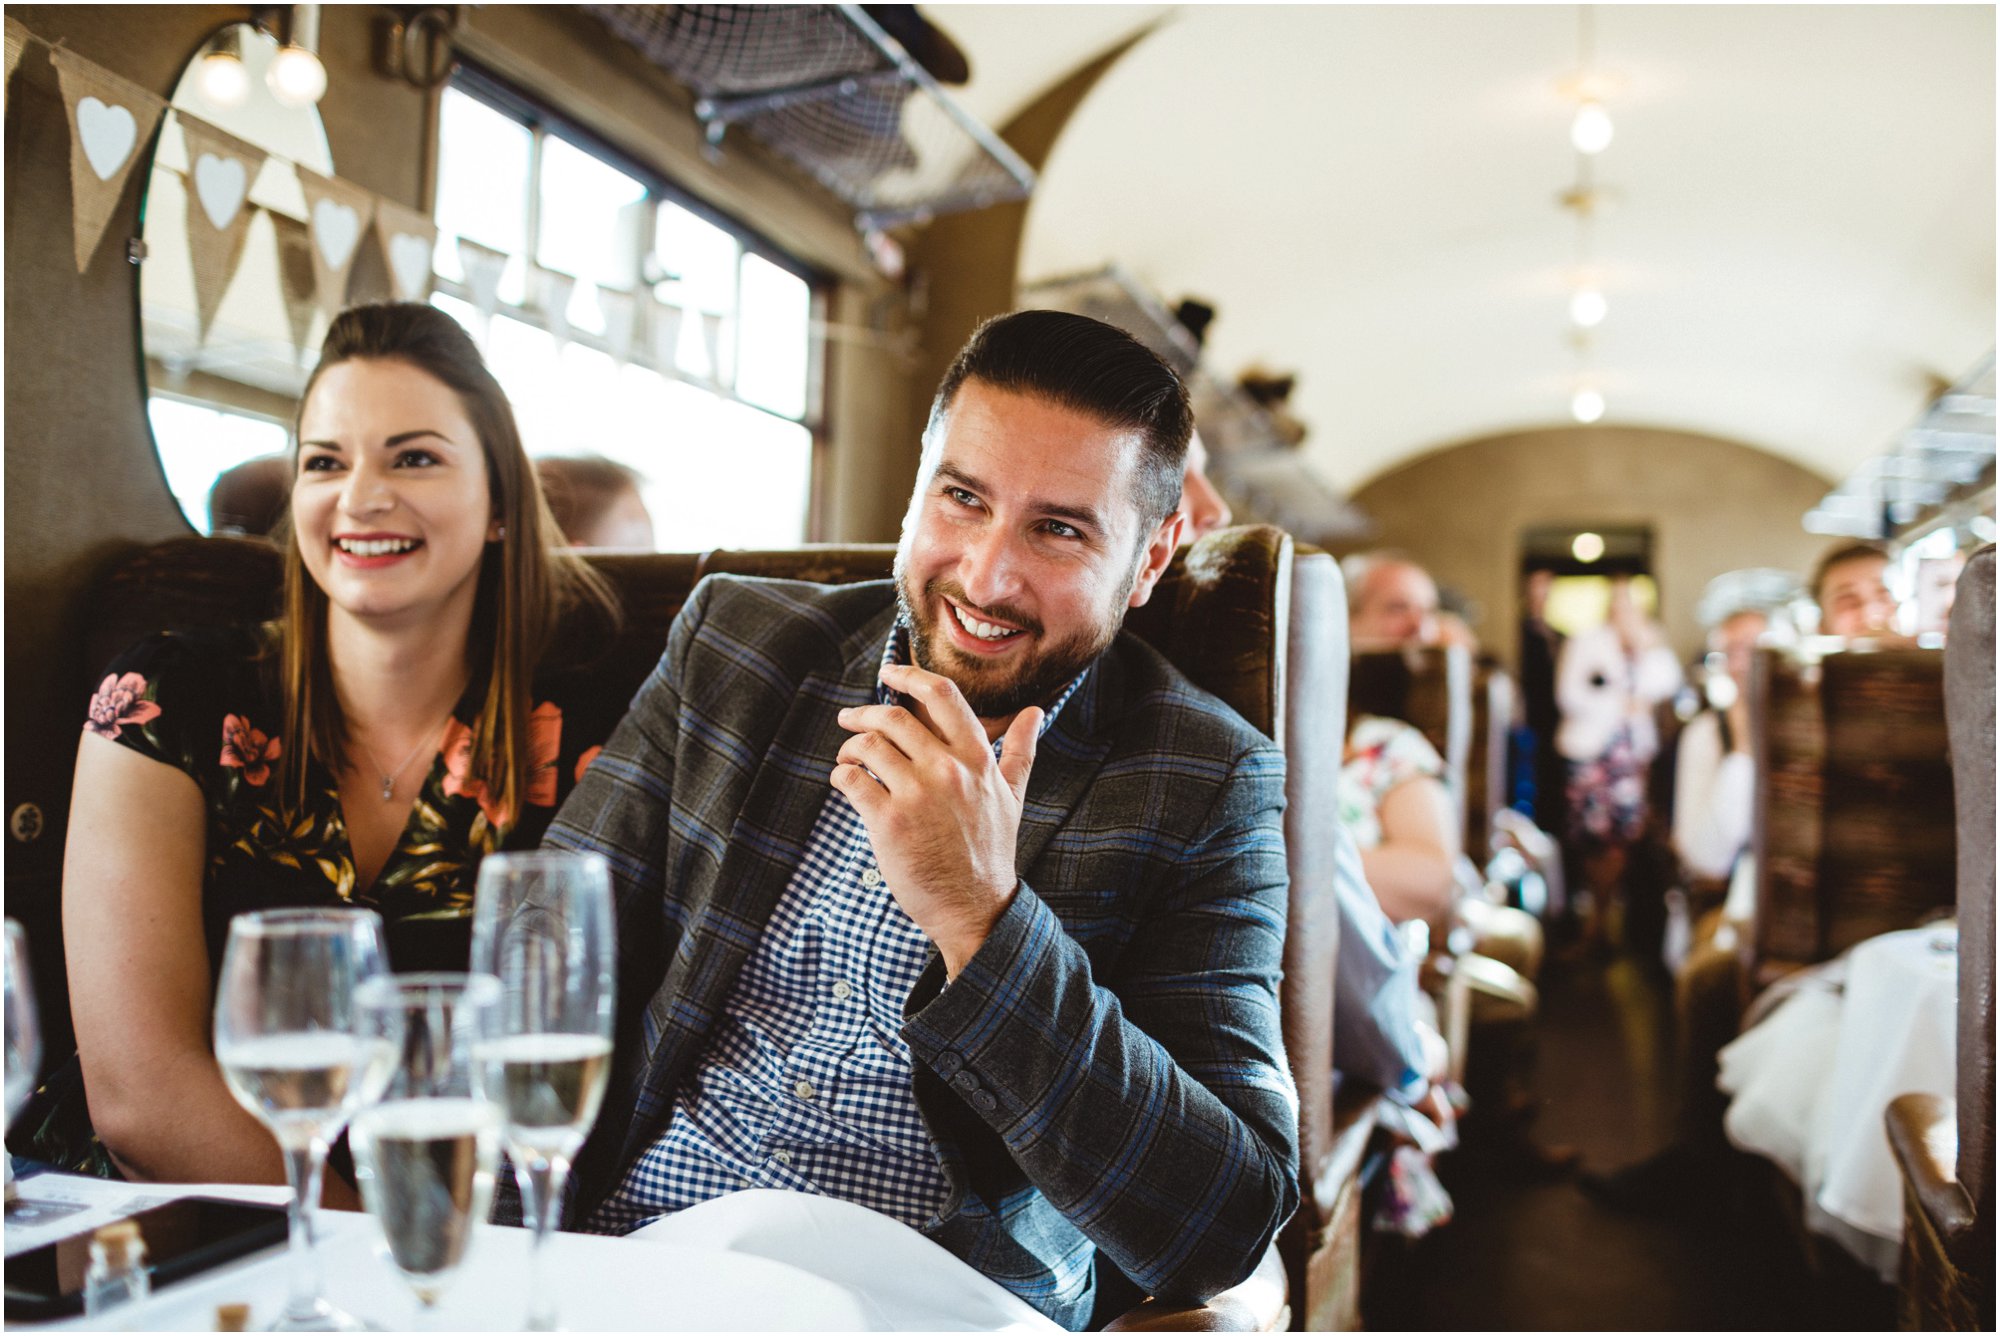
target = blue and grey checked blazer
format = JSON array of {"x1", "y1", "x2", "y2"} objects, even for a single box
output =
[{"x1": 545, "y1": 574, "x2": 1299, "y2": 1327}]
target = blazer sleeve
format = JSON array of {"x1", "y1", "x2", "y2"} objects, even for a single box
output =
[{"x1": 899, "y1": 741, "x2": 1298, "y2": 1304}]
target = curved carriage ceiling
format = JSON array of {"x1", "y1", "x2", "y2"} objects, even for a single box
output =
[{"x1": 935, "y1": 4, "x2": 1995, "y2": 494}]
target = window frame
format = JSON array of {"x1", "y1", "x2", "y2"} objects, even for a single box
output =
[{"x1": 431, "y1": 61, "x2": 832, "y2": 537}]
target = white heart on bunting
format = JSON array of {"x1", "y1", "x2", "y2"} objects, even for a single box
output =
[
  {"x1": 193, "y1": 153, "x2": 248, "y2": 231},
  {"x1": 313, "y1": 198, "x2": 361, "y2": 271},
  {"x1": 76, "y1": 96, "x2": 137, "y2": 180},
  {"x1": 387, "y1": 232, "x2": 431, "y2": 300}
]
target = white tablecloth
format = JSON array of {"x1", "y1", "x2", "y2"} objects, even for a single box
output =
[
  {"x1": 11, "y1": 1177, "x2": 1058, "y2": 1330},
  {"x1": 1719, "y1": 921, "x2": 1958, "y2": 1280}
]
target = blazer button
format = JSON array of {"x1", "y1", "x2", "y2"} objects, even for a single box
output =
[
  {"x1": 972, "y1": 1091, "x2": 997, "y2": 1113},
  {"x1": 937, "y1": 1052, "x2": 963, "y2": 1076},
  {"x1": 953, "y1": 1071, "x2": 979, "y2": 1092}
]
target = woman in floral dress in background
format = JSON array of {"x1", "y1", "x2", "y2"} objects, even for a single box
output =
[{"x1": 19, "y1": 304, "x2": 621, "y2": 1189}]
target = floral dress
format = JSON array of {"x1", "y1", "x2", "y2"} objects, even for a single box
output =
[
  {"x1": 16, "y1": 624, "x2": 624, "y2": 1176},
  {"x1": 1338, "y1": 714, "x2": 1448, "y2": 851}
]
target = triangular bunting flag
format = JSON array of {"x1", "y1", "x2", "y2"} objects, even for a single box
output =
[
  {"x1": 456, "y1": 238, "x2": 508, "y2": 325},
  {"x1": 701, "y1": 312, "x2": 728, "y2": 386},
  {"x1": 177, "y1": 113, "x2": 269, "y2": 343},
  {"x1": 598, "y1": 286, "x2": 637, "y2": 365},
  {"x1": 532, "y1": 265, "x2": 576, "y2": 348},
  {"x1": 650, "y1": 298, "x2": 684, "y2": 374},
  {"x1": 5, "y1": 18, "x2": 34, "y2": 117},
  {"x1": 51, "y1": 47, "x2": 168, "y2": 273},
  {"x1": 271, "y1": 212, "x2": 321, "y2": 365},
  {"x1": 297, "y1": 167, "x2": 375, "y2": 314},
  {"x1": 372, "y1": 198, "x2": 437, "y2": 303}
]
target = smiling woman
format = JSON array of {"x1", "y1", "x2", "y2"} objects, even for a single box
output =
[{"x1": 22, "y1": 304, "x2": 625, "y2": 1195}]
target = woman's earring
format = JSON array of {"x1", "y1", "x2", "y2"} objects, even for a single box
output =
[{"x1": 490, "y1": 522, "x2": 506, "y2": 543}]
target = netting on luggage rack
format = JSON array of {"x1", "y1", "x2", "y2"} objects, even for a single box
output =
[{"x1": 585, "y1": 4, "x2": 1033, "y2": 231}]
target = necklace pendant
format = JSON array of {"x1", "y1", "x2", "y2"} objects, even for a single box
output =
[{"x1": 381, "y1": 776, "x2": 395, "y2": 801}]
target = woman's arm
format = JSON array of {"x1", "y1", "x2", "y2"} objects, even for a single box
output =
[
  {"x1": 1359, "y1": 773, "x2": 1461, "y2": 924},
  {"x1": 63, "y1": 734, "x2": 357, "y2": 1205}
]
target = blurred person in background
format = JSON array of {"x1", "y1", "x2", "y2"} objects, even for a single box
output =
[
  {"x1": 207, "y1": 453, "x2": 292, "y2": 539},
  {"x1": 1555, "y1": 575, "x2": 1683, "y2": 952},
  {"x1": 536, "y1": 454, "x2": 658, "y2": 550},
  {"x1": 1346, "y1": 551, "x2": 1441, "y2": 650},
  {"x1": 1174, "y1": 430, "x2": 1232, "y2": 543},
  {"x1": 1810, "y1": 541, "x2": 1900, "y2": 639}
]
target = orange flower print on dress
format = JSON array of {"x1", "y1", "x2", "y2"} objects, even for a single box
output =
[
  {"x1": 525, "y1": 702, "x2": 562, "y2": 808},
  {"x1": 574, "y1": 746, "x2": 602, "y2": 784},
  {"x1": 85, "y1": 672, "x2": 161, "y2": 740},
  {"x1": 439, "y1": 717, "x2": 507, "y2": 827},
  {"x1": 219, "y1": 714, "x2": 282, "y2": 786}
]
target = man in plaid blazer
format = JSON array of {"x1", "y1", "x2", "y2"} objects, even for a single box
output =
[{"x1": 545, "y1": 311, "x2": 1298, "y2": 1326}]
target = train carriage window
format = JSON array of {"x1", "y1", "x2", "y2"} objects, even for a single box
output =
[
  {"x1": 429, "y1": 77, "x2": 821, "y2": 550},
  {"x1": 147, "y1": 397, "x2": 291, "y2": 535}
]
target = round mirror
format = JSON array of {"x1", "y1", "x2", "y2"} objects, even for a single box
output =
[{"x1": 140, "y1": 22, "x2": 334, "y2": 536}]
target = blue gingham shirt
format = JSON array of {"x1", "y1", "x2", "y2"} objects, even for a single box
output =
[{"x1": 586, "y1": 622, "x2": 1085, "y2": 1236}]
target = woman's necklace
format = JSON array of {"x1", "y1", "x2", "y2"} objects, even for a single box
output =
[{"x1": 359, "y1": 714, "x2": 452, "y2": 802}]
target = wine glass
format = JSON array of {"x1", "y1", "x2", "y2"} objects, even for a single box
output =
[
  {"x1": 5, "y1": 920, "x2": 40, "y2": 1205},
  {"x1": 470, "y1": 852, "x2": 615, "y2": 1332},
  {"x1": 214, "y1": 909, "x2": 392, "y2": 1332},
  {"x1": 351, "y1": 974, "x2": 504, "y2": 1322}
]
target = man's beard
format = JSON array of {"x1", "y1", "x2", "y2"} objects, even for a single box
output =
[{"x1": 892, "y1": 563, "x2": 1125, "y2": 720}]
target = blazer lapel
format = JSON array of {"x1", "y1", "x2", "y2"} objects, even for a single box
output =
[{"x1": 631, "y1": 600, "x2": 898, "y2": 1140}]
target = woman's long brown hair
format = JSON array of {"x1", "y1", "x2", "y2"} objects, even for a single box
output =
[{"x1": 276, "y1": 303, "x2": 616, "y2": 825}]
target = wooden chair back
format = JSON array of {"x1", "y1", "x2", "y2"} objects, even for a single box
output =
[
  {"x1": 1347, "y1": 645, "x2": 1473, "y2": 829},
  {"x1": 1747, "y1": 645, "x2": 1957, "y2": 991}
]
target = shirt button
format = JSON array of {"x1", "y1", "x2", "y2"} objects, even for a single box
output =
[
  {"x1": 831, "y1": 980, "x2": 853, "y2": 1001},
  {"x1": 861, "y1": 867, "x2": 883, "y2": 888},
  {"x1": 793, "y1": 1078, "x2": 816, "y2": 1101},
  {"x1": 772, "y1": 1150, "x2": 792, "y2": 1166}
]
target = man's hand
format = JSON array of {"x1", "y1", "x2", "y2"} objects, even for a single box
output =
[{"x1": 831, "y1": 662, "x2": 1040, "y2": 977}]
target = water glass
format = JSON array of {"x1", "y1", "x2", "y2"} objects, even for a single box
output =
[
  {"x1": 214, "y1": 908, "x2": 392, "y2": 1331},
  {"x1": 470, "y1": 852, "x2": 615, "y2": 1332},
  {"x1": 351, "y1": 973, "x2": 504, "y2": 1319}
]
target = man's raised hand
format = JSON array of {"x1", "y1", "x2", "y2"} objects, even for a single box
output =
[{"x1": 831, "y1": 662, "x2": 1041, "y2": 977}]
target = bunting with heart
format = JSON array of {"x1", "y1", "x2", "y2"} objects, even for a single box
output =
[
  {"x1": 4, "y1": 17, "x2": 32, "y2": 117},
  {"x1": 50, "y1": 47, "x2": 167, "y2": 273},
  {"x1": 371, "y1": 198, "x2": 438, "y2": 304},
  {"x1": 296, "y1": 167, "x2": 375, "y2": 314},
  {"x1": 177, "y1": 114, "x2": 269, "y2": 342},
  {"x1": 270, "y1": 213, "x2": 323, "y2": 364}
]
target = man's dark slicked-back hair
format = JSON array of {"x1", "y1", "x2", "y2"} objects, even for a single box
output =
[{"x1": 927, "y1": 309, "x2": 1193, "y2": 526}]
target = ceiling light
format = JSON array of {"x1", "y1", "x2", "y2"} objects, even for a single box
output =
[
  {"x1": 196, "y1": 32, "x2": 250, "y2": 108},
  {"x1": 268, "y1": 44, "x2": 326, "y2": 106},
  {"x1": 267, "y1": 6, "x2": 326, "y2": 107},
  {"x1": 1569, "y1": 288, "x2": 1608, "y2": 328},
  {"x1": 1571, "y1": 387, "x2": 1606, "y2": 423},
  {"x1": 1572, "y1": 531, "x2": 1606, "y2": 563},
  {"x1": 1571, "y1": 101, "x2": 1614, "y2": 155}
]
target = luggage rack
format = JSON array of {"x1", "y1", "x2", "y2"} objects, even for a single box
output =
[
  {"x1": 1806, "y1": 352, "x2": 1997, "y2": 539},
  {"x1": 584, "y1": 4, "x2": 1035, "y2": 234},
  {"x1": 1021, "y1": 265, "x2": 1374, "y2": 546}
]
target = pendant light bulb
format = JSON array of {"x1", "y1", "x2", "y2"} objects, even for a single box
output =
[
  {"x1": 267, "y1": 44, "x2": 327, "y2": 107},
  {"x1": 1572, "y1": 100, "x2": 1615, "y2": 155},
  {"x1": 196, "y1": 44, "x2": 251, "y2": 108},
  {"x1": 1569, "y1": 287, "x2": 1609, "y2": 329},
  {"x1": 1571, "y1": 387, "x2": 1607, "y2": 424}
]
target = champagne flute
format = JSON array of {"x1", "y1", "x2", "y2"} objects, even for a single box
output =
[
  {"x1": 214, "y1": 909, "x2": 393, "y2": 1332},
  {"x1": 351, "y1": 974, "x2": 504, "y2": 1322},
  {"x1": 470, "y1": 852, "x2": 615, "y2": 1332},
  {"x1": 5, "y1": 920, "x2": 40, "y2": 1206}
]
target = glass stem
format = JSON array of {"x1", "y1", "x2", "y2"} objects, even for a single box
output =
[
  {"x1": 281, "y1": 1139, "x2": 329, "y2": 1321},
  {"x1": 516, "y1": 1155, "x2": 567, "y2": 1332}
]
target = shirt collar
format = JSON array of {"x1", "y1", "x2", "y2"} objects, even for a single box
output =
[{"x1": 879, "y1": 619, "x2": 1086, "y2": 748}]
